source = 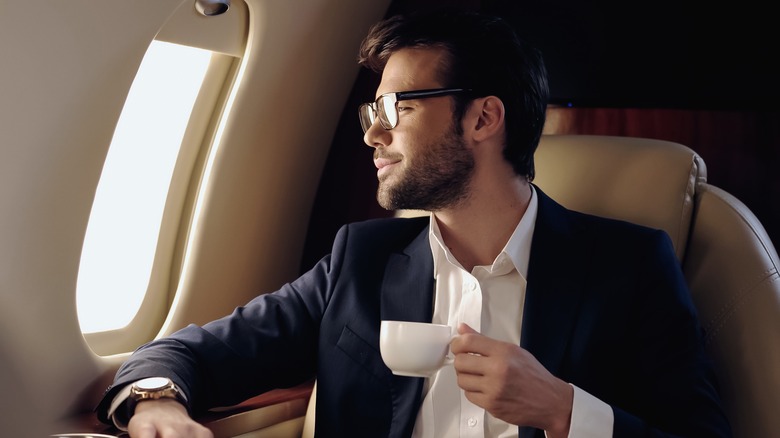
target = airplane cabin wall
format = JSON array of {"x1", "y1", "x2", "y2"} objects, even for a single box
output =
[{"x1": 1, "y1": 1, "x2": 189, "y2": 431}]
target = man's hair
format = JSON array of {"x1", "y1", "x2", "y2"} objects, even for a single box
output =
[{"x1": 358, "y1": 8, "x2": 549, "y2": 181}]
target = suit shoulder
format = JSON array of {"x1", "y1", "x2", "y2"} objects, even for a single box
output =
[
  {"x1": 565, "y1": 209, "x2": 674, "y2": 256},
  {"x1": 571, "y1": 209, "x2": 660, "y2": 234},
  {"x1": 335, "y1": 216, "x2": 429, "y2": 250},
  {"x1": 535, "y1": 185, "x2": 668, "y2": 245}
]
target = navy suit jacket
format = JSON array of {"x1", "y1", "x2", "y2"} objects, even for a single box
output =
[{"x1": 98, "y1": 187, "x2": 732, "y2": 437}]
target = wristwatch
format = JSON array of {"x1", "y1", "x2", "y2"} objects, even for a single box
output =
[{"x1": 126, "y1": 377, "x2": 186, "y2": 415}]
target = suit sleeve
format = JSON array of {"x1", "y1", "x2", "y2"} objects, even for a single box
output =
[
  {"x1": 610, "y1": 230, "x2": 732, "y2": 437},
  {"x1": 95, "y1": 223, "x2": 353, "y2": 422}
]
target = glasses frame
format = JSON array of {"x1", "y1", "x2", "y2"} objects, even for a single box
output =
[{"x1": 359, "y1": 87, "x2": 472, "y2": 133}]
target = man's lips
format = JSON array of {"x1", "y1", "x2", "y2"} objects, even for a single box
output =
[
  {"x1": 374, "y1": 157, "x2": 400, "y2": 169},
  {"x1": 374, "y1": 157, "x2": 401, "y2": 177}
]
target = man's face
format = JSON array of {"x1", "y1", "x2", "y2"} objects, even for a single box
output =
[{"x1": 363, "y1": 47, "x2": 474, "y2": 211}]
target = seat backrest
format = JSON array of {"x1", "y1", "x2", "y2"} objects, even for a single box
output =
[
  {"x1": 682, "y1": 183, "x2": 780, "y2": 437},
  {"x1": 533, "y1": 134, "x2": 703, "y2": 261},
  {"x1": 534, "y1": 134, "x2": 780, "y2": 437}
]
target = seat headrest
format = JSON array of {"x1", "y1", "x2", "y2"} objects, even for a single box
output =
[{"x1": 533, "y1": 135, "x2": 704, "y2": 261}]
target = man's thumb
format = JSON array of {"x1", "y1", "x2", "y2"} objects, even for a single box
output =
[{"x1": 457, "y1": 322, "x2": 478, "y2": 335}]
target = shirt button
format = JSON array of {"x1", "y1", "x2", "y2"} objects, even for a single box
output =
[
  {"x1": 468, "y1": 282, "x2": 477, "y2": 291},
  {"x1": 467, "y1": 417, "x2": 478, "y2": 427}
]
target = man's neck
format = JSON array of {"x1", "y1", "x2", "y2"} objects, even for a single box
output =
[{"x1": 433, "y1": 180, "x2": 532, "y2": 272}]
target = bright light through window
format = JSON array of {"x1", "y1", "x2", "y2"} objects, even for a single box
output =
[{"x1": 77, "y1": 41, "x2": 212, "y2": 333}]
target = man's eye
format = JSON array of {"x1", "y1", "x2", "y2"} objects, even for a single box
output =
[{"x1": 397, "y1": 106, "x2": 410, "y2": 112}]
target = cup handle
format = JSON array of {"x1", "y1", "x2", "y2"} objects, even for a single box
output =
[{"x1": 443, "y1": 333, "x2": 458, "y2": 366}]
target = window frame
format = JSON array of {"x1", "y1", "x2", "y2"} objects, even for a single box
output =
[{"x1": 80, "y1": 0, "x2": 249, "y2": 353}]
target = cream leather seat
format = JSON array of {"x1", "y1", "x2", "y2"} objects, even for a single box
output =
[
  {"x1": 536, "y1": 135, "x2": 780, "y2": 437},
  {"x1": 303, "y1": 135, "x2": 780, "y2": 437}
]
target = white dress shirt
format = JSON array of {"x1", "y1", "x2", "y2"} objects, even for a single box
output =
[{"x1": 411, "y1": 187, "x2": 614, "y2": 437}]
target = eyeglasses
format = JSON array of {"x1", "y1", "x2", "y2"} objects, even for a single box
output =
[{"x1": 358, "y1": 88, "x2": 472, "y2": 133}]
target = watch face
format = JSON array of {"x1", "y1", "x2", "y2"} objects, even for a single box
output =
[{"x1": 136, "y1": 377, "x2": 171, "y2": 391}]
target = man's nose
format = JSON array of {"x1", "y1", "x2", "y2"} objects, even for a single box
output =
[{"x1": 363, "y1": 118, "x2": 389, "y2": 148}]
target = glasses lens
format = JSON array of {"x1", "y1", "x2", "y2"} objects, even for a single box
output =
[
  {"x1": 358, "y1": 103, "x2": 375, "y2": 133},
  {"x1": 377, "y1": 95, "x2": 397, "y2": 129}
]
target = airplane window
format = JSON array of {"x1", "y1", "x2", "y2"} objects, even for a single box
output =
[{"x1": 77, "y1": 41, "x2": 212, "y2": 333}]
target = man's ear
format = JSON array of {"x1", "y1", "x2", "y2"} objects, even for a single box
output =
[{"x1": 465, "y1": 96, "x2": 505, "y2": 143}]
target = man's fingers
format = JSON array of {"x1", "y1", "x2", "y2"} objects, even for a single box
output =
[
  {"x1": 456, "y1": 370, "x2": 485, "y2": 391},
  {"x1": 457, "y1": 322, "x2": 478, "y2": 334},
  {"x1": 452, "y1": 327, "x2": 498, "y2": 356},
  {"x1": 453, "y1": 347, "x2": 487, "y2": 373}
]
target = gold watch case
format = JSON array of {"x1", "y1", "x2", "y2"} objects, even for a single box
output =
[{"x1": 128, "y1": 377, "x2": 184, "y2": 412}]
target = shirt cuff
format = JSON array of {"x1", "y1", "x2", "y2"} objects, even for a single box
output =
[
  {"x1": 569, "y1": 385, "x2": 615, "y2": 438},
  {"x1": 107, "y1": 383, "x2": 134, "y2": 431},
  {"x1": 546, "y1": 384, "x2": 614, "y2": 438}
]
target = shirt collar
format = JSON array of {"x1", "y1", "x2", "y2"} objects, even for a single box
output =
[{"x1": 429, "y1": 185, "x2": 538, "y2": 279}]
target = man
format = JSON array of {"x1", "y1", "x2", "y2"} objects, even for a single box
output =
[{"x1": 97, "y1": 9, "x2": 732, "y2": 437}]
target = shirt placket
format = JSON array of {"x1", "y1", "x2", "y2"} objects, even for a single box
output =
[{"x1": 459, "y1": 273, "x2": 485, "y2": 438}]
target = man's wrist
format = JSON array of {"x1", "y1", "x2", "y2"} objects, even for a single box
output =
[{"x1": 107, "y1": 377, "x2": 188, "y2": 431}]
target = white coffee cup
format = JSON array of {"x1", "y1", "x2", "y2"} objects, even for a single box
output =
[{"x1": 380, "y1": 320, "x2": 455, "y2": 377}]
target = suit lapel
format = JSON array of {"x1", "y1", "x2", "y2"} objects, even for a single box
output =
[
  {"x1": 380, "y1": 226, "x2": 435, "y2": 323},
  {"x1": 521, "y1": 187, "x2": 587, "y2": 378},
  {"x1": 379, "y1": 223, "x2": 435, "y2": 436}
]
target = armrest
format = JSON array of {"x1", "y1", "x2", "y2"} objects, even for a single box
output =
[
  {"x1": 200, "y1": 380, "x2": 314, "y2": 437},
  {"x1": 57, "y1": 381, "x2": 314, "y2": 437}
]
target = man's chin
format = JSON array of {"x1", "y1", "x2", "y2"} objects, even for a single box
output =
[
  {"x1": 376, "y1": 188, "x2": 406, "y2": 211},
  {"x1": 375, "y1": 186, "x2": 392, "y2": 210}
]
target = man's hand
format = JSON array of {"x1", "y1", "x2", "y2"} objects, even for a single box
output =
[
  {"x1": 127, "y1": 398, "x2": 213, "y2": 438},
  {"x1": 451, "y1": 323, "x2": 573, "y2": 437}
]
